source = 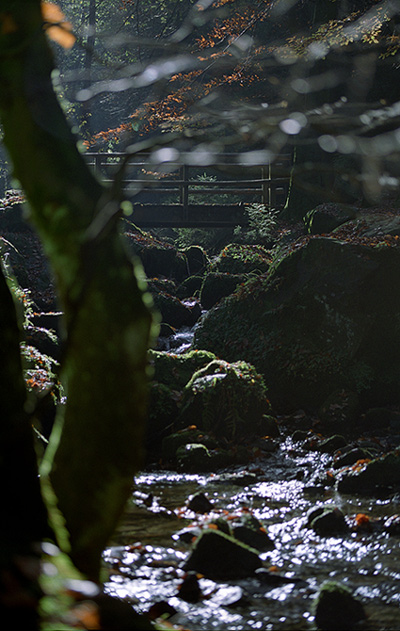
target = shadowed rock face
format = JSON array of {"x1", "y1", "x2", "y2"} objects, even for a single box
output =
[{"x1": 193, "y1": 227, "x2": 400, "y2": 414}]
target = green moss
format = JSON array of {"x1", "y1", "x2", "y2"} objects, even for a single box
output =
[
  {"x1": 212, "y1": 243, "x2": 271, "y2": 275},
  {"x1": 178, "y1": 359, "x2": 270, "y2": 439},
  {"x1": 194, "y1": 236, "x2": 400, "y2": 412},
  {"x1": 149, "y1": 349, "x2": 217, "y2": 390},
  {"x1": 162, "y1": 427, "x2": 217, "y2": 461}
]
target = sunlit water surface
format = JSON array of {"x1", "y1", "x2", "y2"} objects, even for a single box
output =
[{"x1": 104, "y1": 439, "x2": 400, "y2": 630}]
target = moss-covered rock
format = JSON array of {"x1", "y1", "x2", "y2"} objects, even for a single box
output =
[
  {"x1": 181, "y1": 244, "x2": 210, "y2": 276},
  {"x1": 337, "y1": 450, "x2": 400, "y2": 494},
  {"x1": 200, "y1": 271, "x2": 247, "y2": 309},
  {"x1": 193, "y1": 232, "x2": 400, "y2": 413},
  {"x1": 176, "y1": 443, "x2": 212, "y2": 471},
  {"x1": 303, "y1": 203, "x2": 358, "y2": 235},
  {"x1": 149, "y1": 286, "x2": 198, "y2": 328},
  {"x1": 332, "y1": 447, "x2": 373, "y2": 470},
  {"x1": 313, "y1": 580, "x2": 366, "y2": 630},
  {"x1": 183, "y1": 529, "x2": 262, "y2": 579},
  {"x1": 177, "y1": 359, "x2": 271, "y2": 440},
  {"x1": 148, "y1": 349, "x2": 217, "y2": 390},
  {"x1": 176, "y1": 275, "x2": 203, "y2": 299},
  {"x1": 161, "y1": 426, "x2": 218, "y2": 461},
  {"x1": 124, "y1": 226, "x2": 188, "y2": 282},
  {"x1": 333, "y1": 212, "x2": 400, "y2": 240},
  {"x1": 318, "y1": 435, "x2": 347, "y2": 454},
  {"x1": 146, "y1": 350, "x2": 219, "y2": 460},
  {"x1": 211, "y1": 243, "x2": 271, "y2": 275}
]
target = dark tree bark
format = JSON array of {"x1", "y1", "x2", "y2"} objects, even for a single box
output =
[{"x1": 0, "y1": 0, "x2": 153, "y2": 580}]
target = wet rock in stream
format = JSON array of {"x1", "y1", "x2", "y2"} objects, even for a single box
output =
[
  {"x1": 186, "y1": 491, "x2": 213, "y2": 513},
  {"x1": 313, "y1": 580, "x2": 367, "y2": 630},
  {"x1": 332, "y1": 446, "x2": 373, "y2": 469},
  {"x1": 176, "y1": 571, "x2": 202, "y2": 603},
  {"x1": 183, "y1": 529, "x2": 263, "y2": 579},
  {"x1": 231, "y1": 513, "x2": 275, "y2": 552},
  {"x1": 337, "y1": 449, "x2": 400, "y2": 494},
  {"x1": 307, "y1": 506, "x2": 349, "y2": 536},
  {"x1": 175, "y1": 443, "x2": 212, "y2": 472},
  {"x1": 318, "y1": 434, "x2": 347, "y2": 454}
]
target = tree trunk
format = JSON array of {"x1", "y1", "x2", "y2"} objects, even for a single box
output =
[
  {"x1": 0, "y1": 1, "x2": 153, "y2": 580},
  {"x1": 0, "y1": 263, "x2": 49, "y2": 629}
]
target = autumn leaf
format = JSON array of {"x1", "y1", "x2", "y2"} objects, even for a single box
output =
[
  {"x1": 41, "y1": 1, "x2": 76, "y2": 49},
  {"x1": 355, "y1": 513, "x2": 370, "y2": 526}
]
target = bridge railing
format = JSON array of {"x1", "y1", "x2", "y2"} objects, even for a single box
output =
[{"x1": 84, "y1": 151, "x2": 292, "y2": 210}]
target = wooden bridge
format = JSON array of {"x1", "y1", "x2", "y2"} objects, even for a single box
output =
[{"x1": 84, "y1": 151, "x2": 292, "y2": 228}]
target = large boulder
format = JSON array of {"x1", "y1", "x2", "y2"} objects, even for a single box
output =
[
  {"x1": 193, "y1": 223, "x2": 400, "y2": 414},
  {"x1": 149, "y1": 283, "x2": 200, "y2": 328},
  {"x1": 123, "y1": 224, "x2": 188, "y2": 282},
  {"x1": 177, "y1": 359, "x2": 271, "y2": 440},
  {"x1": 146, "y1": 351, "x2": 271, "y2": 458},
  {"x1": 199, "y1": 243, "x2": 272, "y2": 309},
  {"x1": 149, "y1": 349, "x2": 216, "y2": 390},
  {"x1": 145, "y1": 350, "x2": 217, "y2": 453},
  {"x1": 200, "y1": 271, "x2": 247, "y2": 309}
]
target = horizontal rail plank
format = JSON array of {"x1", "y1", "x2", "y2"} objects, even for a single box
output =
[
  {"x1": 85, "y1": 151, "x2": 292, "y2": 225},
  {"x1": 128, "y1": 204, "x2": 251, "y2": 228}
]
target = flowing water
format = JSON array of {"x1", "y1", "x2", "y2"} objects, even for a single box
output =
[{"x1": 103, "y1": 437, "x2": 400, "y2": 630}]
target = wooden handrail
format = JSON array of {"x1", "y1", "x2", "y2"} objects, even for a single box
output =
[{"x1": 83, "y1": 151, "x2": 292, "y2": 222}]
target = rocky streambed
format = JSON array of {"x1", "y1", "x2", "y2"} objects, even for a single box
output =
[
  {"x1": 3, "y1": 196, "x2": 400, "y2": 628},
  {"x1": 103, "y1": 428, "x2": 400, "y2": 631}
]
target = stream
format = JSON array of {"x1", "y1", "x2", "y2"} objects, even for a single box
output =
[{"x1": 103, "y1": 436, "x2": 400, "y2": 630}]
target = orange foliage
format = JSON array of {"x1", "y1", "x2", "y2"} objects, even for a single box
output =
[
  {"x1": 41, "y1": 1, "x2": 76, "y2": 49},
  {"x1": 85, "y1": 1, "x2": 272, "y2": 147},
  {"x1": 84, "y1": 0, "x2": 397, "y2": 148},
  {"x1": 351, "y1": 458, "x2": 371, "y2": 472},
  {"x1": 355, "y1": 513, "x2": 370, "y2": 526}
]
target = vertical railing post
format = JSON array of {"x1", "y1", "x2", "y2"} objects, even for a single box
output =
[
  {"x1": 182, "y1": 164, "x2": 189, "y2": 221},
  {"x1": 179, "y1": 165, "x2": 184, "y2": 205},
  {"x1": 94, "y1": 153, "x2": 102, "y2": 179},
  {"x1": 270, "y1": 160, "x2": 278, "y2": 209},
  {"x1": 261, "y1": 165, "x2": 270, "y2": 207}
]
